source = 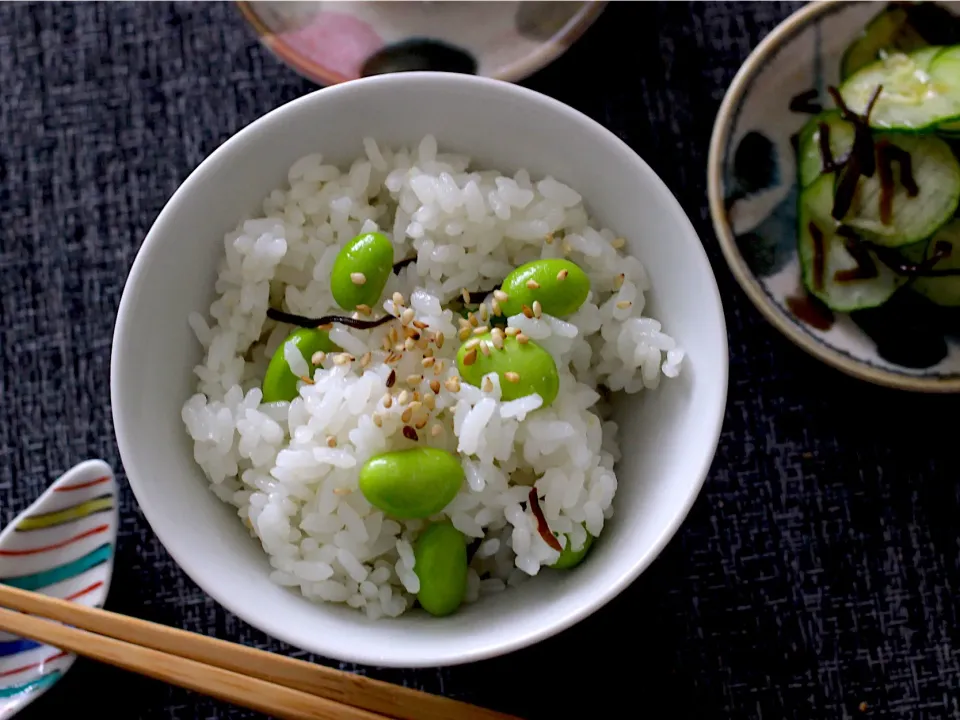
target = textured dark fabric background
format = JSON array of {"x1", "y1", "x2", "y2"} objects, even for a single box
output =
[{"x1": 1, "y1": 2, "x2": 958, "y2": 718}]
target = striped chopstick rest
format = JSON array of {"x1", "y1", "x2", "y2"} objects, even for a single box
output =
[{"x1": 0, "y1": 460, "x2": 118, "y2": 713}]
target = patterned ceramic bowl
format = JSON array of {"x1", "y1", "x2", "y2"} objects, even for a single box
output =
[
  {"x1": 236, "y1": 1, "x2": 606, "y2": 85},
  {"x1": 708, "y1": 0, "x2": 960, "y2": 392},
  {"x1": 0, "y1": 460, "x2": 118, "y2": 718}
]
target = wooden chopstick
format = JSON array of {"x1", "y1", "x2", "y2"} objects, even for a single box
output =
[
  {"x1": 0, "y1": 605, "x2": 382, "y2": 720},
  {"x1": 0, "y1": 584, "x2": 519, "y2": 720}
]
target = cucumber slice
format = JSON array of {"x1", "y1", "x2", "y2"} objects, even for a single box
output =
[
  {"x1": 840, "y1": 5, "x2": 931, "y2": 80},
  {"x1": 913, "y1": 219, "x2": 960, "y2": 305},
  {"x1": 838, "y1": 133, "x2": 960, "y2": 247},
  {"x1": 940, "y1": 119, "x2": 960, "y2": 135},
  {"x1": 797, "y1": 111, "x2": 856, "y2": 187},
  {"x1": 839, "y1": 46, "x2": 960, "y2": 131},
  {"x1": 798, "y1": 174, "x2": 904, "y2": 312}
]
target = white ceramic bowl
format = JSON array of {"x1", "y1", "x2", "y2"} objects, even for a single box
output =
[{"x1": 111, "y1": 72, "x2": 727, "y2": 668}]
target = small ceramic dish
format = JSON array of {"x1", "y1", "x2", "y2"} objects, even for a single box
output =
[
  {"x1": 236, "y1": 1, "x2": 606, "y2": 85},
  {"x1": 708, "y1": 0, "x2": 960, "y2": 392},
  {"x1": 0, "y1": 460, "x2": 118, "y2": 718}
]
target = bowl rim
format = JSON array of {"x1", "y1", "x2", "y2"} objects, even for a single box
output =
[
  {"x1": 706, "y1": 0, "x2": 960, "y2": 394},
  {"x1": 112, "y1": 71, "x2": 728, "y2": 666},
  {"x1": 234, "y1": 0, "x2": 609, "y2": 87}
]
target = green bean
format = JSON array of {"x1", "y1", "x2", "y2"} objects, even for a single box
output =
[
  {"x1": 413, "y1": 522, "x2": 468, "y2": 617},
  {"x1": 499, "y1": 258, "x2": 590, "y2": 318},
  {"x1": 330, "y1": 231, "x2": 394, "y2": 312},
  {"x1": 549, "y1": 527, "x2": 594, "y2": 569},
  {"x1": 358, "y1": 447, "x2": 464, "y2": 519},
  {"x1": 261, "y1": 328, "x2": 338, "y2": 403},
  {"x1": 456, "y1": 334, "x2": 559, "y2": 407}
]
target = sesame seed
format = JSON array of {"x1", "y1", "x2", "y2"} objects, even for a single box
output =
[
  {"x1": 526, "y1": 279, "x2": 540, "y2": 290},
  {"x1": 434, "y1": 360, "x2": 445, "y2": 376},
  {"x1": 382, "y1": 393, "x2": 393, "y2": 409},
  {"x1": 479, "y1": 304, "x2": 489, "y2": 321},
  {"x1": 386, "y1": 369, "x2": 396, "y2": 388},
  {"x1": 333, "y1": 487, "x2": 352, "y2": 496},
  {"x1": 545, "y1": 232, "x2": 554, "y2": 244},
  {"x1": 479, "y1": 341, "x2": 491, "y2": 356},
  {"x1": 616, "y1": 300, "x2": 632, "y2": 310},
  {"x1": 415, "y1": 336, "x2": 429, "y2": 350},
  {"x1": 404, "y1": 337, "x2": 416, "y2": 351},
  {"x1": 464, "y1": 338, "x2": 481, "y2": 351},
  {"x1": 380, "y1": 336, "x2": 392, "y2": 351},
  {"x1": 422, "y1": 356, "x2": 436, "y2": 368},
  {"x1": 300, "y1": 375, "x2": 315, "y2": 385},
  {"x1": 517, "y1": 333, "x2": 530, "y2": 344},
  {"x1": 505, "y1": 327, "x2": 520, "y2": 337},
  {"x1": 401, "y1": 308, "x2": 415, "y2": 325},
  {"x1": 350, "y1": 272, "x2": 366, "y2": 285},
  {"x1": 360, "y1": 351, "x2": 372, "y2": 368},
  {"x1": 521, "y1": 304, "x2": 534, "y2": 318},
  {"x1": 387, "y1": 352, "x2": 402, "y2": 365},
  {"x1": 504, "y1": 371, "x2": 520, "y2": 383},
  {"x1": 414, "y1": 416, "x2": 428, "y2": 430},
  {"x1": 473, "y1": 326, "x2": 489, "y2": 336},
  {"x1": 614, "y1": 273, "x2": 625, "y2": 289},
  {"x1": 429, "y1": 379, "x2": 441, "y2": 394},
  {"x1": 491, "y1": 299, "x2": 501, "y2": 316},
  {"x1": 326, "y1": 435, "x2": 337, "y2": 447},
  {"x1": 482, "y1": 377, "x2": 494, "y2": 392},
  {"x1": 413, "y1": 319, "x2": 428, "y2": 330},
  {"x1": 397, "y1": 390, "x2": 410, "y2": 405},
  {"x1": 493, "y1": 290, "x2": 509, "y2": 303},
  {"x1": 372, "y1": 413, "x2": 383, "y2": 428},
  {"x1": 557, "y1": 269, "x2": 568, "y2": 281},
  {"x1": 333, "y1": 353, "x2": 353, "y2": 366},
  {"x1": 401, "y1": 406, "x2": 414, "y2": 424},
  {"x1": 458, "y1": 327, "x2": 471, "y2": 341},
  {"x1": 611, "y1": 237, "x2": 626, "y2": 249},
  {"x1": 444, "y1": 376, "x2": 461, "y2": 393},
  {"x1": 431, "y1": 424, "x2": 444, "y2": 437},
  {"x1": 458, "y1": 317, "x2": 471, "y2": 330},
  {"x1": 392, "y1": 291, "x2": 405, "y2": 307},
  {"x1": 413, "y1": 390, "x2": 421, "y2": 402},
  {"x1": 318, "y1": 323, "x2": 334, "y2": 331},
  {"x1": 311, "y1": 351, "x2": 326, "y2": 365},
  {"x1": 491, "y1": 331, "x2": 504, "y2": 350},
  {"x1": 435, "y1": 332, "x2": 445, "y2": 349},
  {"x1": 461, "y1": 288, "x2": 471, "y2": 304},
  {"x1": 468, "y1": 313, "x2": 479, "y2": 328},
  {"x1": 532, "y1": 300, "x2": 542, "y2": 318},
  {"x1": 403, "y1": 425, "x2": 419, "y2": 441},
  {"x1": 463, "y1": 348, "x2": 477, "y2": 366},
  {"x1": 423, "y1": 392, "x2": 436, "y2": 410},
  {"x1": 407, "y1": 374, "x2": 422, "y2": 387},
  {"x1": 355, "y1": 303, "x2": 372, "y2": 316}
]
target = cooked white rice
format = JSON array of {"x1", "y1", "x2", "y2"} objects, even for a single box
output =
[{"x1": 181, "y1": 136, "x2": 683, "y2": 619}]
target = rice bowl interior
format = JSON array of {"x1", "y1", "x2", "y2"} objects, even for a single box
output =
[{"x1": 112, "y1": 73, "x2": 726, "y2": 666}]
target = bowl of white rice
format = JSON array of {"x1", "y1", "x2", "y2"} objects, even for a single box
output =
[{"x1": 111, "y1": 72, "x2": 727, "y2": 667}]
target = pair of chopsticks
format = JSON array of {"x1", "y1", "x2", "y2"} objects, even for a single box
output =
[{"x1": 0, "y1": 584, "x2": 519, "y2": 720}]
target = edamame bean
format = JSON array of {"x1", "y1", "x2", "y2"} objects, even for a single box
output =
[
  {"x1": 549, "y1": 526, "x2": 594, "y2": 569},
  {"x1": 261, "y1": 328, "x2": 338, "y2": 403},
  {"x1": 456, "y1": 334, "x2": 559, "y2": 407},
  {"x1": 413, "y1": 522, "x2": 468, "y2": 617},
  {"x1": 499, "y1": 259, "x2": 590, "y2": 318},
  {"x1": 330, "y1": 231, "x2": 394, "y2": 312},
  {"x1": 358, "y1": 447, "x2": 464, "y2": 519}
]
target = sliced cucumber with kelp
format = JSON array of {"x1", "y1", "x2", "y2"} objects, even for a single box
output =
[
  {"x1": 836, "y1": 133, "x2": 960, "y2": 247},
  {"x1": 912, "y1": 219, "x2": 960, "y2": 305},
  {"x1": 797, "y1": 110, "x2": 856, "y2": 187},
  {"x1": 839, "y1": 46, "x2": 960, "y2": 131},
  {"x1": 798, "y1": 174, "x2": 904, "y2": 312},
  {"x1": 840, "y1": 2, "x2": 960, "y2": 80}
]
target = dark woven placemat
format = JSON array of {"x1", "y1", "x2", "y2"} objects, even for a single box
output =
[{"x1": 1, "y1": 2, "x2": 958, "y2": 718}]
